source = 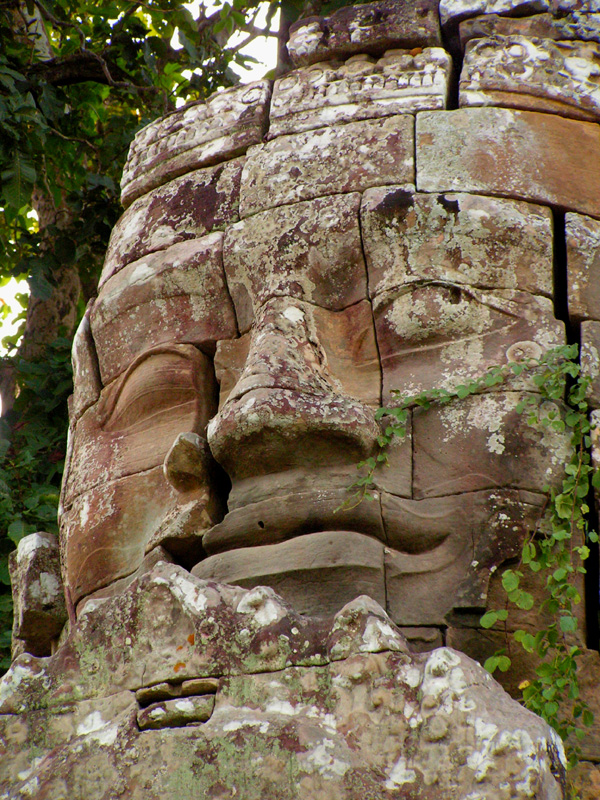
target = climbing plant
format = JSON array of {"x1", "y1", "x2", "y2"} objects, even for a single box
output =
[{"x1": 348, "y1": 343, "x2": 597, "y2": 761}]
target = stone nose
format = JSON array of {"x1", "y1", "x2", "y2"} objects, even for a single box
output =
[{"x1": 206, "y1": 298, "x2": 379, "y2": 482}]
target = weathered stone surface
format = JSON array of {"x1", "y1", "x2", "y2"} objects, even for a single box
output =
[
  {"x1": 193, "y1": 531, "x2": 386, "y2": 616},
  {"x1": 580, "y1": 320, "x2": 600, "y2": 408},
  {"x1": 569, "y1": 761, "x2": 600, "y2": 800},
  {"x1": 135, "y1": 676, "x2": 219, "y2": 706},
  {"x1": 412, "y1": 392, "x2": 573, "y2": 498},
  {"x1": 70, "y1": 301, "x2": 102, "y2": 420},
  {"x1": 61, "y1": 466, "x2": 218, "y2": 605},
  {"x1": 91, "y1": 234, "x2": 237, "y2": 384},
  {"x1": 240, "y1": 115, "x2": 414, "y2": 216},
  {"x1": 8, "y1": 532, "x2": 66, "y2": 658},
  {"x1": 416, "y1": 107, "x2": 600, "y2": 219},
  {"x1": 101, "y1": 158, "x2": 243, "y2": 284},
  {"x1": 270, "y1": 49, "x2": 451, "y2": 138},
  {"x1": 440, "y1": 0, "x2": 552, "y2": 29},
  {"x1": 375, "y1": 285, "x2": 563, "y2": 400},
  {"x1": 400, "y1": 626, "x2": 443, "y2": 652},
  {"x1": 63, "y1": 345, "x2": 218, "y2": 505},
  {"x1": 214, "y1": 305, "x2": 381, "y2": 412},
  {"x1": 223, "y1": 194, "x2": 366, "y2": 328},
  {"x1": 121, "y1": 82, "x2": 270, "y2": 208},
  {"x1": 382, "y1": 489, "x2": 546, "y2": 624},
  {"x1": 566, "y1": 211, "x2": 600, "y2": 322},
  {"x1": 287, "y1": 0, "x2": 442, "y2": 67},
  {"x1": 459, "y1": 12, "x2": 600, "y2": 50},
  {"x1": 0, "y1": 565, "x2": 566, "y2": 800},
  {"x1": 361, "y1": 188, "x2": 554, "y2": 298},
  {"x1": 460, "y1": 36, "x2": 600, "y2": 122}
]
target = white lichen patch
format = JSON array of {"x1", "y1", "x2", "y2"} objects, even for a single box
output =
[
  {"x1": 385, "y1": 756, "x2": 417, "y2": 789},
  {"x1": 236, "y1": 586, "x2": 287, "y2": 626}
]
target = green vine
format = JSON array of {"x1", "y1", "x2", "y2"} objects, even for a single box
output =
[{"x1": 349, "y1": 344, "x2": 597, "y2": 760}]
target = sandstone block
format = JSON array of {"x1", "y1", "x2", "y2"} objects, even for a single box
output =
[
  {"x1": 459, "y1": 12, "x2": 600, "y2": 50},
  {"x1": 192, "y1": 530, "x2": 386, "y2": 617},
  {"x1": 580, "y1": 320, "x2": 600, "y2": 408},
  {"x1": 361, "y1": 188, "x2": 553, "y2": 298},
  {"x1": 101, "y1": 158, "x2": 243, "y2": 284},
  {"x1": 70, "y1": 301, "x2": 102, "y2": 421},
  {"x1": 223, "y1": 194, "x2": 366, "y2": 329},
  {"x1": 460, "y1": 36, "x2": 600, "y2": 122},
  {"x1": 121, "y1": 82, "x2": 270, "y2": 208},
  {"x1": 91, "y1": 235, "x2": 237, "y2": 384},
  {"x1": 440, "y1": 0, "x2": 552, "y2": 30},
  {"x1": 374, "y1": 285, "x2": 564, "y2": 401},
  {"x1": 566, "y1": 211, "x2": 600, "y2": 322},
  {"x1": 382, "y1": 489, "x2": 546, "y2": 624},
  {"x1": 399, "y1": 626, "x2": 443, "y2": 652},
  {"x1": 412, "y1": 392, "x2": 573, "y2": 498},
  {"x1": 240, "y1": 115, "x2": 414, "y2": 216},
  {"x1": 416, "y1": 107, "x2": 600, "y2": 219},
  {"x1": 62, "y1": 344, "x2": 217, "y2": 506},
  {"x1": 287, "y1": 0, "x2": 442, "y2": 67},
  {"x1": 8, "y1": 532, "x2": 66, "y2": 658},
  {"x1": 270, "y1": 49, "x2": 451, "y2": 138}
]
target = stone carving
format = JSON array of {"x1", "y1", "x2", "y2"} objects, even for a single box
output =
[
  {"x1": 6, "y1": 0, "x2": 600, "y2": 794},
  {"x1": 0, "y1": 564, "x2": 567, "y2": 798}
]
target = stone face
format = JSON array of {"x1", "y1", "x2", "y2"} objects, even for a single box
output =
[
  {"x1": 8, "y1": 532, "x2": 66, "y2": 658},
  {"x1": 416, "y1": 107, "x2": 600, "y2": 219},
  {"x1": 361, "y1": 188, "x2": 554, "y2": 298},
  {"x1": 223, "y1": 194, "x2": 366, "y2": 330},
  {"x1": 375, "y1": 285, "x2": 564, "y2": 400},
  {"x1": 240, "y1": 115, "x2": 414, "y2": 216},
  {"x1": 121, "y1": 81, "x2": 271, "y2": 208},
  {"x1": 0, "y1": 565, "x2": 567, "y2": 800},
  {"x1": 91, "y1": 234, "x2": 237, "y2": 384},
  {"x1": 459, "y1": 12, "x2": 600, "y2": 49},
  {"x1": 460, "y1": 36, "x2": 600, "y2": 122},
  {"x1": 287, "y1": 0, "x2": 442, "y2": 66},
  {"x1": 102, "y1": 158, "x2": 243, "y2": 285},
  {"x1": 192, "y1": 530, "x2": 386, "y2": 616},
  {"x1": 440, "y1": 0, "x2": 552, "y2": 29},
  {"x1": 270, "y1": 48, "x2": 451, "y2": 138},
  {"x1": 566, "y1": 211, "x2": 600, "y2": 322}
]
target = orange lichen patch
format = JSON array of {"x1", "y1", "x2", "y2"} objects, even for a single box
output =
[
  {"x1": 173, "y1": 662, "x2": 186, "y2": 673},
  {"x1": 177, "y1": 645, "x2": 184, "y2": 651},
  {"x1": 188, "y1": 634, "x2": 195, "y2": 646},
  {"x1": 410, "y1": 47, "x2": 423, "y2": 56}
]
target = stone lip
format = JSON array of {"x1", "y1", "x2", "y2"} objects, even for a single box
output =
[{"x1": 0, "y1": 564, "x2": 567, "y2": 800}]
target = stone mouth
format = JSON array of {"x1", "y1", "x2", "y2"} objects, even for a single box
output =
[{"x1": 201, "y1": 483, "x2": 385, "y2": 556}]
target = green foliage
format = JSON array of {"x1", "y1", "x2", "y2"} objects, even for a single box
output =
[
  {"x1": 349, "y1": 344, "x2": 597, "y2": 765},
  {"x1": 0, "y1": 337, "x2": 72, "y2": 669}
]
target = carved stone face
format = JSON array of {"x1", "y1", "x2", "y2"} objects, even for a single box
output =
[{"x1": 59, "y1": 9, "x2": 599, "y2": 649}]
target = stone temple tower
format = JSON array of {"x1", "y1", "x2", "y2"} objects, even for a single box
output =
[{"x1": 3, "y1": 1, "x2": 600, "y2": 796}]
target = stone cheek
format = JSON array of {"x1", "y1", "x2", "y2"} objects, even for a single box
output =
[
  {"x1": 270, "y1": 48, "x2": 451, "y2": 138},
  {"x1": 240, "y1": 115, "x2": 414, "y2": 216},
  {"x1": 91, "y1": 234, "x2": 237, "y2": 385},
  {"x1": 287, "y1": 0, "x2": 442, "y2": 66},
  {"x1": 361, "y1": 188, "x2": 554, "y2": 298},
  {"x1": 416, "y1": 107, "x2": 600, "y2": 219},
  {"x1": 101, "y1": 158, "x2": 244, "y2": 285},
  {"x1": 460, "y1": 36, "x2": 600, "y2": 123},
  {"x1": 120, "y1": 81, "x2": 271, "y2": 208},
  {"x1": 223, "y1": 194, "x2": 366, "y2": 332}
]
